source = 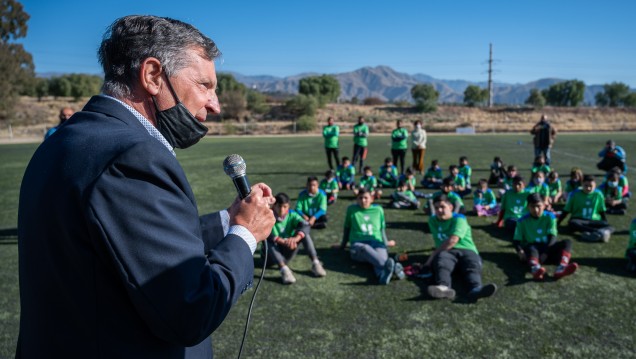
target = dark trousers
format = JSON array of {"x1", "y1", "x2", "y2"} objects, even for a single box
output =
[
  {"x1": 391, "y1": 149, "x2": 406, "y2": 174},
  {"x1": 504, "y1": 218, "x2": 518, "y2": 237},
  {"x1": 325, "y1": 147, "x2": 340, "y2": 170},
  {"x1": 568, "y1": 218, "x2": 611, "y2": 233},
  {"x1": 433, "y1": 248, "x2": 482, "y2": 290},
  {"x1": 597, "y1": 157, "x2": 626, "y2": 173},
  {"x1": 522, "y1": 239, "x2": 572, "y2": 266},
  {"x1": 265, "y1": 223, "x2": 317, "y2": 266},
  {"x1": 312, "y1": 215, "x2": 328, "y2": 229},
  {"x1": 352, "y1": 145, "x2": 367, "y2": 172}
]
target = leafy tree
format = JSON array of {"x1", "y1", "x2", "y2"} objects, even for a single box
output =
[
  {"x1": 48, "y1": 77, "x2": 72, "y2": 98},
  {"x1": 219, "y1": 90, "x2": 247, "y2": 120},
  {"x1": 246, "y1": 89, "x2": 270, "y2": 115},
  {"x1": 595, "y1": 82, "x2": 631, "y2": 107},
  {"x1": 285, "y1": 94, "x2": 317, "y2": 117},
  {"x1": 410, "y1": 84, "x2": 438, "y2": 113},
  {"x1": 525, "y1": 88, "x2": 546, "y2": 108},
  {"x1": 0, "y1": 0, "x2": 34, "y2": 120},
  {"x1": 34, "y1": 77, "x2": 48, "y2": 101},
  {"x1": 217, "y1": 73, "x2": 246, "y2": 96},
  {"x1": 541, "y1": 80, "x2": 585, "y2": 107},
  {"x1": 624, "y1": 93, "x2": 636, "y2": 108},
  {"x1": 362, "y1": 97, "x2": 385, "y2": 106},
  {"x1": 296, "y1": 115, "x2": 317, "y2": 132},
  {"x1": 463, "y1": 85, "x2": 489, "y2": 107},
  {"x1": 298, "y1": 75, "x2": 340, "y2": 106}
]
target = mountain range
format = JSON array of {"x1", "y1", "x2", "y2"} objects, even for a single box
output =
[{"x1": 228, "y1": 65, "x2": 607, "y2": 105}]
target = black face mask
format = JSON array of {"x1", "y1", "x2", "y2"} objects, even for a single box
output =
[{"x1": 152, "y1": 76, "x2": 209, "y2": 149}]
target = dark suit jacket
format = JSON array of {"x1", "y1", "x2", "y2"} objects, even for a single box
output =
[{"x1": 17, "y1": 95, "x2": 254, "y2": 358}]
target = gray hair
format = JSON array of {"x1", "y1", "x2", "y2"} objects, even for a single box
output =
[{"x1": 98, "y1": 15, "x2": 221, "y2": 98}]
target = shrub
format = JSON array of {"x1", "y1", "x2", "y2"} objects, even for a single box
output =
[{"x1": 296, "y1": 115, "x2": 316, "y2": 132}]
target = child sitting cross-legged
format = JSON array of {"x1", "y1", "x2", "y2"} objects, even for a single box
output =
[
  {"x1": 266, "y1": 193, "x2": 327, "y2": 284},
  {"x1": 337, "y1": 156, "x2": 356, "y2": 190},
  {"x1": 421, "y1": 159, "x2": 444, "y2": 189},
  {"x1": 354, "y1": 166, "x2": 382, "y2": 199},
  {"x1": 378, "y1": 157, "x2": 399, "y2": 188},
  {"x1": 390, "y1": 179, "x2": 420, "y2": 209},
  {"x1": 513, "y1": 193, "x2": 578, "y2": 281},
  {"x1": 473, "y1": 178, "x2": 500, "y2": 217},
  {"x1": 320, "y1": 169, "x2": 339, "y2": 205},
  {"x1": 296, "y1": 176, "x2": 329, "y2": 229}
]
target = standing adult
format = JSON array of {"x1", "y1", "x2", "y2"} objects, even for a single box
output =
[
  {"x1": 17, "y1": 15, "x2": 275, "y2": 359},
  {"x1": 597, "y1": 139, "x2": 627, "y2": 173},
  {"x1": 391, "y1": 119, "x2": 408, "y2": 174},
  {"x1": 411, "y1": 120, "x2": 427, "y2": 174},
  {"x1": 352, "y1": 116, "x2": 369, "y2": 172},
  {"x1": 44, "y1": 107, "x2": 74, "y2": 139},
  {"x1": 530, "y1": 114, "x2": 557, "y2": 165},
  {"x1": 322, "y1": 116, "x2": 340, "y2": 169}
]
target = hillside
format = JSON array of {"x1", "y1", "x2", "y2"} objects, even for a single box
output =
[{"x1": 228, "y1": 65, "x2": 613, "y2": 104}]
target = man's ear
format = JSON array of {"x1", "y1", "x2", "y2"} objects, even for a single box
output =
[{"x1": 139, "y1": 57, "x2": 163, "y2": 96}]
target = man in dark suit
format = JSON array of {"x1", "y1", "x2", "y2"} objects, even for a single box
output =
[{"x1": 17, "y1": 15, "x2": 275, "y2": 358}]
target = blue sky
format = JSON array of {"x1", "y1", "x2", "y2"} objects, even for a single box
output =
[{"x1": 18, "y1": 0, "x2": 636, "y2": 86}]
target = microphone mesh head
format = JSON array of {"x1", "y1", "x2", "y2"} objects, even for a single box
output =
[{"x1": 223, "y1": 154, "x2": 246, "y2": 178}]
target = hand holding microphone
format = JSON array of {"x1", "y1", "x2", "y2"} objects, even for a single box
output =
[{"x1": 224, "y1": 154, "x2": 275, "y2": 242}]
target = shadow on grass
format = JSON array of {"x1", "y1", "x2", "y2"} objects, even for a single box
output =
[
  {"x1": 0, "y1": 228, "x2": 18, "y2": 245},
  {"x1": 479, "y1": 250, "x2": 530, "y2": 287},
  {"x1": 385, "y1": 221, "x2": 426, "y2": 232},
  {"x1": 575, "y1": 256, "x2": 634, "y2": 278}
]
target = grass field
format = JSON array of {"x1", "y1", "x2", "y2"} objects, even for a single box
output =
[{"x1": 1, "y1": 133, "x2": 635, "y2": 358}]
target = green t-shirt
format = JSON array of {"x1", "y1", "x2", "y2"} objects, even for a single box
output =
[
  {"x1": 379, "y1": 165, "x2": 398, "y2": 181},
  {"x1": 452, "y1": 174, "x2": 466, "y2": 189},
  {"x1": 431, "y1": 191, "x2": 464, "y2": 208},
  {"x1": 548, "y1": 179, "x2": 562, "y2": 197},
  {"x1": 344, "y1": 204, "x2": 385, "y2": 244},
  {"x1": 296, "y1": 189, "x2": 328, "y2": 218},
  {"x1": 531, "y1": 164, "x2": 551, "y2": 174},
  {"x1": 392, "y1": 189, "x2": 417, "y2": 202},
  {"x1": 424, "y1": 167, "x2": 443, "y2": 180},
  {"x1": 527, "y1": 183, "x2": 550, "y2": 198},
  {"x1": 337, "y1": 164, "x2": 356, "y2": 183},
  {"x1": 627, "y1": 219, "x2": 636, "y2": 256},
  {"x1": 391, "y1": 127, "x2": 409, "y2": 150},
  {"x1": 599, "y1": 183, "x2": 623, "y2": 201},
  {"x1": 459, "y1": 165, "x2": 472, "y2": 184},
  {"x1": 564, "y1": 189, "x2": 606, "y2": 221},
  {"x1": 474, "y1": 188, "x2": 497, "y2": 207},
  {"x1": 272, "y1": 210, "x2": 305, "y2": 239},
  {"x1": 399, "y1": 174, "x2": 417, "y2": 188},
  {"x1": 320, "y1": 178, "x2": 339, "y2": 196},
  {"x1": 501, "y1": 189, "x2": 529, "y2": 220},
  {"x1": 353, "y1": 123, "x2": 369, "y2": 147},
  {"x1": 358, "y1": 175, "x2": 378, "y2": 191},
  {"x1": 513, "y1": 211, "x2": 558, "y2": 246},
  {"x1": 428, "y1": 213, "x2": 478, "y2": 254},
  {"x1": 322, "y1": 125, "x2": 340, "y2": 148}
]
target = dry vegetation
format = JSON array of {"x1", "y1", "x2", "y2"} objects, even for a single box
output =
[{"x1": 2, "y1": 96, "x2": 636, "y2": 139}]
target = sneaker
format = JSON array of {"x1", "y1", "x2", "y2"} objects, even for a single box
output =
[
  {"x1": 378, "y1": 258, "x2": 395, "y2": 285},
  {"x1": 311, "y1": 261, "x2": 327, "y2": 277},
  {"x1": 554, "y1": 262, "x2": 578, "y2": 280},
  {"x1": 581, "y1": 231, "x2": 602, "y2": 242},
  {"x1": 393, "y1": 262, "x2": 406, "y2": 280},
  {"x1": 599, "y1": 229, "x2": 611, "y2": 243},
  {"x1": 427, "y1": 285, "x2": 456, "y2": 300},
  {"x1": 532, "y1": 266, "x2": 547, "y2": 281},
  {"x1": 280, "y1": 266, "x2": 296, "y2": 284},
  {"x1": 468, "y1": 283, "x2": 498, "y2": 299}
]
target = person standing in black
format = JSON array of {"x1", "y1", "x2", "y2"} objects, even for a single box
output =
[
  {"x1": 530, "y1": 114, "x2": 557, "y2": 165},
  {"x1": 322, "y1": 116, "x2": 340, "y2": 169}
]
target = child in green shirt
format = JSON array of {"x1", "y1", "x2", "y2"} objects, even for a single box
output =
[
  {"x1": 421, "y1": 159, "x2": 444, "y2": 189},
  {"x1": 320, "y1": 169, "x2": 339, "y2": 205},
  {"x1": 354, "y1": 166, "x2": 382, "y2": 199},
  {"x1": 513, "y1": 193, "x2": 578, "y2": 281},
  {"x1": 423, "y1": 194, "x2": 497, "y2": 300},
  {"x1": 474, "y1": 179, "x2": 499, "y2": 217},
  {"x1": 558, "y1": 175, "x2": 613, "y2": 242},
  {"x1": 334, "y1": 189, "x2": 400, "y2": 285},
  {"x1": 268, "y1": 193, "x2": 326, "y2": 284},
  {"x1": 337, "y1": 156, "x2": 356, "y2": 190},
  {"x1": 547, "y1": 171, "x2": 563, "y2": 204},
  {"x1": 599, "y1": 171, "x2": 627, "y2": 215},
  {"x1": 390, "y1": 180, "x2": 420, "y2": 209},
  {"x1": 378, "y1": 157, "x2": 399, "y2": 188},
  {"x1": 426, "y1": 177, "x2": 465, "y2": 215},
  {"x1": 531, "y1": 155, "x2": 551, "y2": 176},
  {"x1": 459, "y1": 156, "x2": 472, "y2": 190},
  {"x1": 296, "y1": 176, "x2": 328, "y2": 229},
  {"x1": 496, "y1": 176, "x2": 529, "y2": 236}
]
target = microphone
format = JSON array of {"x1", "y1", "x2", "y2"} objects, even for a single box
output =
[{"x1": 223, "y1": 154, "x2": 251, "y2": 199}]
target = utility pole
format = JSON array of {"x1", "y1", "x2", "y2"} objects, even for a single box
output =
[{"x1": 488, "y1": 43, "x2": 493, "y2": 108}]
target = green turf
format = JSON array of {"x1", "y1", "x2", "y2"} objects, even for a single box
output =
[{"x1": 1, "y1": 133, "x2": 635, "y2": 358}]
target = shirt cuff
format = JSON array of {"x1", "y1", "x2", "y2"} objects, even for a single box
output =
[
  {"x1": 220, "y1": 210, "x2": 230, "y2": 237},
  {"x1": 228, "y1": 225, "x2": 257, "y2": 254}
]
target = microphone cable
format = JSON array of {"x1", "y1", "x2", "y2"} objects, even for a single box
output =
[{"x1": 237, "y1": 239, "x2": 268, "y2": 359}]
